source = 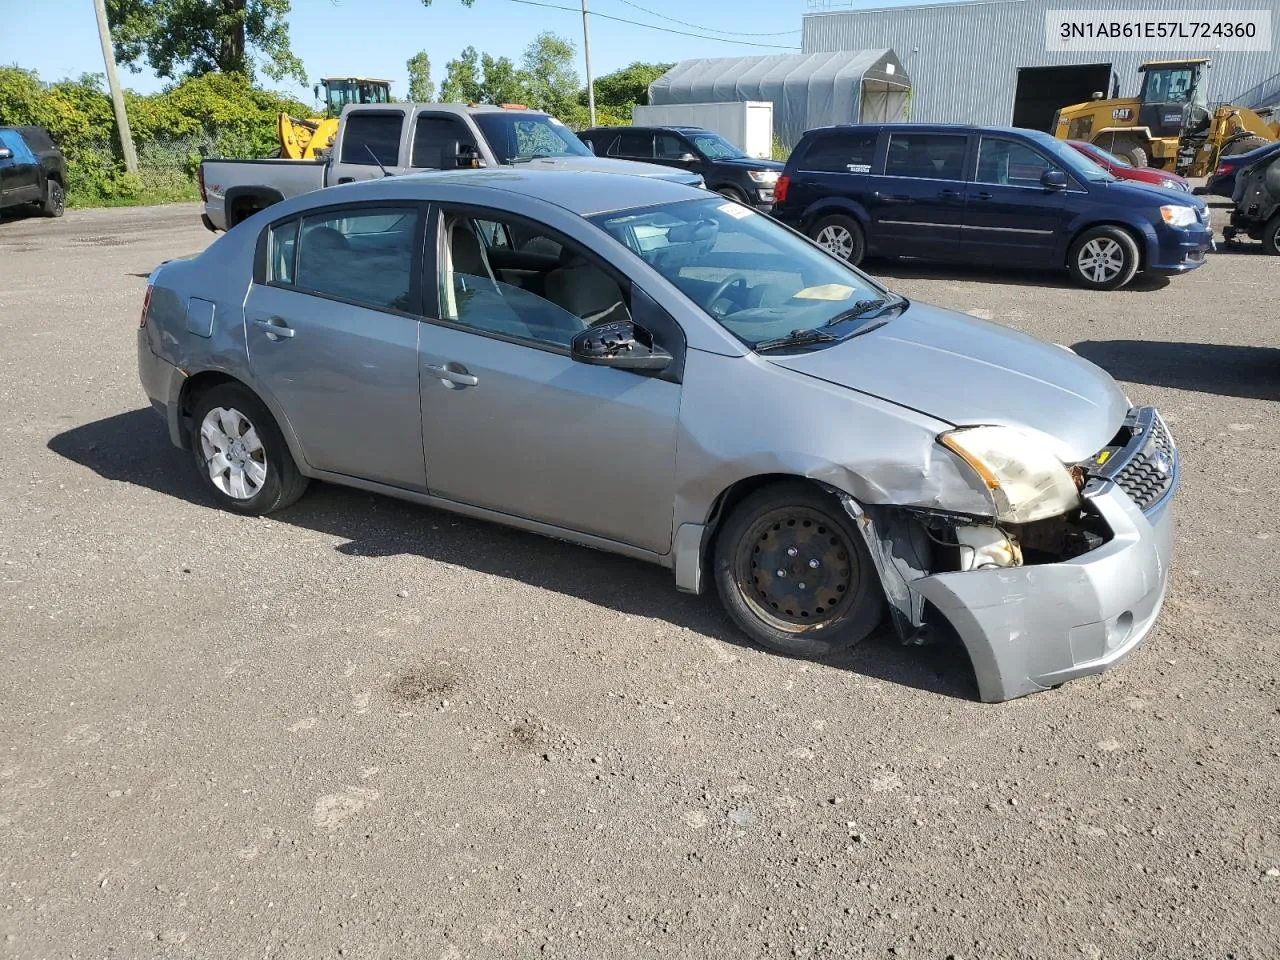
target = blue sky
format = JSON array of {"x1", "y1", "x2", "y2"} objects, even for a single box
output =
[{"x1": 0, "y1": 0, "x2": 868, "y2": 101}]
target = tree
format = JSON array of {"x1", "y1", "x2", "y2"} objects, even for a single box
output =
[
  {"x1": 521, "y1": 32, "x2": 578, "y2": 117},
  {"x1": 406, "y1": 51, "x2": 434, "y2": 102},
  {"x1": 106, "y1": 0, "x2": 306, "y2": 85},
  {"x1": 440, "y1": 46, "x2": 482, "y2": 103},
  {"x1": 589, "y1": 62, "x2": 673, "y2": 111}
]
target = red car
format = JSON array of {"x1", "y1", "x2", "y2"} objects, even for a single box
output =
[{"x1": 1067, "y1": 140, "x2": 1192, "y2": 193}]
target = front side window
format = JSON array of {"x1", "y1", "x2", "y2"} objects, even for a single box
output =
[
  {"x1": 656, "y1": 133, "x2": 691, "y2": 159},
  {"x1": 340, "y1": 112, "x2": 403, "y2": 166},
  {"x1": 470, "y1": 113, "x2": 594, "y2": 164},
  {"x1": 438, "y1": 211, "x2": 630, "y2": 347},
  {"x1": 293, "y1": 207, "x2": 418, "y2": 311},
  {"x1": 591, "y1": 198, "x2": 893, "y2": 349},
  {"x1": 411, "y1": 115, "x2": 476, "y2": 168},
  {"x1": 976, "y1": 139, "x2": 1056, "y2": 187},
  {"x1": 801, "y1": 131, "x2": 878, "y2": 173},
  {"x1": 884, "y1": 132, "x2": 967, "y2": 180}
]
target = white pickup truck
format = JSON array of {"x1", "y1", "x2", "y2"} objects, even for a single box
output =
[{"x1": 198, "y1": 103, "x2": 706, "y2": 232}]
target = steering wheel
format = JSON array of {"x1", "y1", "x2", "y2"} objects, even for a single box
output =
[{"x1": 705, "y1": 273, "x2": 750, "y2": 315}]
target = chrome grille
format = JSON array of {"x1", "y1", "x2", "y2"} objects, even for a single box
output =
[{"x1": 1111, "y1": 411, "x2": 1176, "y2": 512}]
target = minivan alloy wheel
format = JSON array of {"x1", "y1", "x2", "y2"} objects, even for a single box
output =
[
  {"x1": 815, "y1": 224, "x2": 856, "y2": 260},
  {"x1": 1077, "y1": 237, "x2": 1125, "y2": 283},
  {"x1": 199, "y1": 406, "x2": 268, "y2": 500}
]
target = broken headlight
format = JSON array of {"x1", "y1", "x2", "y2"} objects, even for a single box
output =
[{"x1": 939, "y1": 426, "x2": 1082, "y2": 524}]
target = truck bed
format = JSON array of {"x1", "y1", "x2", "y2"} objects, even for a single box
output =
[{"x1": 200, "y1": 157, "x2": 328, "y2": 231}]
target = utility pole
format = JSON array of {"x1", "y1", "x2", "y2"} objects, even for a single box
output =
[
  {"x1": 581, "y1": 0, "x2": 596, "y2": 126},
  {"x1": 92, "y1": 0, "x2": 139, "y2": 174}
]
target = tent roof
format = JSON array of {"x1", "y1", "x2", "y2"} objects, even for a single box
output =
[{"x1": 649, "y1": 50, "x2": 906, "y2": 102}]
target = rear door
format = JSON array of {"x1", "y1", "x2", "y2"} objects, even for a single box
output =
[
  {"x1": 0, "y1": 129, "x2": 41, "y2": 204},
  {"x1": 607, "y1": 129, "x2": 656, "y2": 163},
  {"x1": 873, "y1": 130, "x2": 970, "y2": 257},
  {"x1": 961, "y1": 135, "x2": 1070, "y2": 265},
  {"x1": 328, "y1": 109, "x2": 408, "y2": 185},
  {"x1": 244, "y1": 203, "x2": 428, "y2": 491},
  {"x1": 786, "y1": 128, "x2": 879, "y2": 229}
]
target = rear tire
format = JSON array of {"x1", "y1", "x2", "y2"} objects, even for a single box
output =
[
  {"x1": 41, "y1": 179, "x2": 64, "y2": 218},
  {"x1": 808, "y1": 214, "x2": 866, "y2": 266},
  {"x1": 1068, "y1": 225, "x2": 1141, "y2": 290},
  {"x1": 713, "y1": 482, "x2": 884, "y2": 659},
  {"x1": 1263, "y1": 214, "x2": 1280, "y2": 256},
  {"x1": 190, "y1": 383, "x2": 308, "y2": 515}
]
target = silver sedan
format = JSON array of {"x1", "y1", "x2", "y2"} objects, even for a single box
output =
[{"x1": 137, "y1": 169, "x2": 1177, "y2": 702}]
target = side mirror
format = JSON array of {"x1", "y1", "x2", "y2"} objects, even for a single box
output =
[
  {"x1": 0, "y1": 147, "x2": 12, "y2": 161},
  {"x1": 677, "y1": 152, "x2": 698, "y2": 163},
  {"x1": 1090, "y1": 91, "x2": 1105, "y2": 100},
  {"x1": 571, "y1": 320, "x2": 671, "y2": 371},
  {"x1": 1041, "y1": 169, "x2": 1068, "y2": 190},
  {"x1": 454, "y1": 142, "x2": 484, "y2": 169}
]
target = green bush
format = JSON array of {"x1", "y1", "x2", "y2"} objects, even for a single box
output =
[{"x1": 0, "y1": 66, "x2": 308, "y2": 206}]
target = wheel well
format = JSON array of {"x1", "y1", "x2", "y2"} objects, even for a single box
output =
[
  {"x1": 178, "y1": 371, "x2": 246, "y2": 443},
  {"x1": 704, "y1": 474, "x2": 832, "y2": 554},
  {"x1": 48, "y1": 171, "x2": 63, "y2": 185},
  {"x1": 227, "y1": 191, "x2": 282, "y2": 228},
  {"x1": 801, "y1": 204, "x2": 863, "y2": 235},
  {"x1": 1068, "y1": 221, "x2": 1146, "y2": 270}
]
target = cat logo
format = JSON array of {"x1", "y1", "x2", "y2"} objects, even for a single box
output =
[{"x1": 1112, "y1": 107, "x2": 1133, "y2": 121}]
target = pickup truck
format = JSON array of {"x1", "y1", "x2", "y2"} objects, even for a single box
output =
[
  {"x1": 0, "y1": 126, "x2": 67, "y2": 218},
  {"x1": 199, "y1": 103, "x2": 706, "y2": 232}
]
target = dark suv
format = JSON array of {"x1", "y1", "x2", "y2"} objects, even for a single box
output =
[
  {"x1": 579, "y1": 125, "x2": 784, "y2": 210},
  {"x1": 774, "y1": 123, "x2": 1213, "y2": 290},
  {"x1": 0, "y1": 126, "x2": 66, "y2": 218}
]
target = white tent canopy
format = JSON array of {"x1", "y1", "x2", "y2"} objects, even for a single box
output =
[{"x1": 648, "y1": 50, "x2": 911, "y2": 148}]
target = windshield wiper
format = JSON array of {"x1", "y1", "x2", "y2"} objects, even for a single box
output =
[
  {"x1": 754, "y1": 329, "x2": 840, "y2": 353},
  {"x1": 511, "y1": 153, "x2": 556, "y2": 162},
  {"x1": 822, "y1": 296, "x2": 903, "y2": 328}
]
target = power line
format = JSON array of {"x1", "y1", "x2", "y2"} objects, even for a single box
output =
[
  {"x1": 503, "y1": 0, "x2": 803, "y2": 49},
  {"x1": 609, "y1": 0, "x2": 801, "y2": 37}
]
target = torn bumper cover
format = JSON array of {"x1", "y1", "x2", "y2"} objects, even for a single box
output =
[{"x1": 912, "y1": 485, "x2": 1174, "y2": 703}]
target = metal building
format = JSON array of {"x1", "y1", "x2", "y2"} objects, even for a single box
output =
[{"x1": 802, "y1": 0, "x2": 1280, "y2": 130}]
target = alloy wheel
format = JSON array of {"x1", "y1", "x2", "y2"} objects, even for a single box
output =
[
  {"x1": 199, "y1": 406, "x2": 268, "y2": 500},
  {"x1": 815, "y1": 224, "x2": 856, "y2": 260},
  {"x1": 1077, "y1": 237, "x2": 1125, "y2": 284},
  {"x1": 733, "y1": 506, "x2": 859, "y2": 632}
]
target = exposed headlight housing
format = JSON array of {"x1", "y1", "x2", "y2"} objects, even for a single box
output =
[
  {"x1": 939, "y1": 426, "x2": 1082, "y2": 523},
  {"x1": 748, "y1": 170, "x2": 780, "y2": 184},
  {"x1": 1160, "y1": 204, "x2": 1197, "y2": 227}
]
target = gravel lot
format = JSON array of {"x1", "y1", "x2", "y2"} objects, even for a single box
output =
[{"x1": 2, "y1": 200, "x2": 1277, "y2": 959}]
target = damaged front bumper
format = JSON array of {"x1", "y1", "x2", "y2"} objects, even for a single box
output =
[{"x1": 911, "y1": 484, "x2": 1173, "y2": 702}]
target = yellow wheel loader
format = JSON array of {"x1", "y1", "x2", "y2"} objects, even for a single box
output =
[
  {"x1": 1053, "y1": 59, "x2": 1278, "y2": 178},
  {"x1": 277, "y1": 76, "x2": 392, "y2": 160}
]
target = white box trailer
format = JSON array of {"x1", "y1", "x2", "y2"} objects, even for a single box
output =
[{"x1": 630, "y1": 101, "x2": 774, "y2": 159}]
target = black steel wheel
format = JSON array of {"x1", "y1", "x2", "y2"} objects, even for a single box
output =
[{"x1": 713, "y1": 482, "x2": 884, "y2": 658}]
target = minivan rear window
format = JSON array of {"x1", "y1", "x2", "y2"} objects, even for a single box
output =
[
  {"x1": 801, "y1": 131, "x2": 878, "y2": 173},
  {"x1": 885, "y1": 133, "x2": 967, "y2": 181}
]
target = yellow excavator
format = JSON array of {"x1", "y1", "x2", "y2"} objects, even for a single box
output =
[
  {"x1": 277, "y1": 76, "x2": 393, "y2": 160},
  {"x1": 1053, "y1": 59, "x2": 1278, "y2": 177}
]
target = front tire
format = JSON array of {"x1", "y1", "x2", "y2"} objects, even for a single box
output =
[
  {"x1": 716, "y1": 186, "x2": 749, "y2": 204},
  {"x1": 808, "y1": 214, "x2": 866, "y2": 266},
  {"x1": 1068, "y1": 225, "x2": 1140, "y2": 290},
  {"x1": 190, "y1": 383, "x2": 308, "y2": 515},
  {"x1": 1263, "y1": 214, "x2": 1280, "y2": 256},
  {"x1": 713, "y1": 483, "x2": 885, "y2": 659},
  {"x1": 41, "y1": 179, "x2": 64, "y2": 217}
]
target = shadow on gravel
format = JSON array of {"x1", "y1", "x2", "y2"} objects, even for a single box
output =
[
  {"x1": 866, "y1": 258, "x2": 1172, "y2": 292},
  {"x1": 1073, "y1": 339, "x2": 1280, "y2": 401},
  {"x1": 49, "y1": 408, "x2": 981, "y2": 702}
]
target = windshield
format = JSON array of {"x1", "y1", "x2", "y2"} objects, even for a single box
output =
[
  {"x1": 690, "y1": 132, "x2": 746, "y2": 160},
  {"x1": 1141, "y1": 67, "x2": 1200, "y2": 104},
  {"x1": 590, "y1": 198, "x2": 897, "y2": 349},
  {"x1": 1026, "y1": 130, "x2": 1114, "y2": 182},
  {"x1": 471, "y1": 112, "x2": 593, "y2": 163},
  {"x1": 1082, "y1": 141, "x2": 1130, "y2": 168}
]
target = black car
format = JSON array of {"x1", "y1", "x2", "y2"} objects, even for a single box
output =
[
  {"x1": 1201, "y1": 140, "x2": 1280, "y2": 198},
  {"x1": 773, "y1": 123, "x2": 1212, "y2": 291},
  {"x1": 0, "y1": 126, "x2": 66, "y2": 218},
  {"x1": 578, "y1": 125, "x2": 783, "y2": 210}
]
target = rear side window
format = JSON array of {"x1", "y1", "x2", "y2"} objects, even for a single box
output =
[
  {"x1": 292, "y1": 207, "x2": 418, "y2": 311},
  {"x1": 18, "y1": 127, "x2": 54, "y2": 152},
  {"x1": 340, "y1": 113, "x2": 403, "y2": 166},
  {"x1": 884, "y1": 133, "x2": 967, "y2": 180},
  {"x1": 611, "y1": 130, "x2": 653, "y2": 158},
  {"x1": 800, "y1": 131, "x2": 878, "y2": 173},
  {"x1": 267, "y1": 218, "x2": 299, "y2": 284},
  {"x1": 411, "y1": 115, "x2": 475, "y2": 168}
]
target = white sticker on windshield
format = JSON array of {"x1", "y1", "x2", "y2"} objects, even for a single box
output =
[{"x1": 718, "y1": 202, "x2": 753, "y2": 219}]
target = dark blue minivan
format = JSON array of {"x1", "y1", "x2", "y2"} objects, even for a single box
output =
[{"x1": 774, "y1": 124, "x2": 1213, "y2": 290}]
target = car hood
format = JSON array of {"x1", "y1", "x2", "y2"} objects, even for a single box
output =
[
  {"x1": 765, "y1": 302, "x2": 1128, "y2": 462},
  {"x1": 1102, "y1": 177, "x2": 1203, "y2": 208},
  {"x1": 519, "y1": 155, "x2": 702, "y2": 185},
  {"x1": 713, "y1": 156, "x2": 786, "y2": 172}
]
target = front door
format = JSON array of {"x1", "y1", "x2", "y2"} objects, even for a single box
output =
[
  {"x1": 244, "y1": 204, "x2": 428, "y2": 491},
  {"x1": 419, "y1": 207, "x2": 681, "y2": 554},
  {"x1": 872, "y1": 130, "x2": 970, "y2": 258},
  {"x1": 961, "y1": 136, "x2": 1070, "y2": 265},
  {"x1": 0, "y1": 129, "x2": 40, "y2": 204}
]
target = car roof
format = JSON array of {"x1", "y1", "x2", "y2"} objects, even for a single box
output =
[
  {"x1": 804, "y1": 122, "x2": 1043, "y2": 138},
  {"x1": 584, "y1": 125, "x2": 708, "y2": 134},
  {"x1": 287, "y1": 168, "x2": 707, "y2": 218}
]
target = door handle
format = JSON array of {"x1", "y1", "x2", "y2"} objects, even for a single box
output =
[
  {"x1": 975, "y1": 191, "x2": 993, "y2": 200},
  {"x1": 938, "y1": 188, "x2": 959, "y2": 198},
  {"x1": 254, "y1": 317, "x2": 295, "y2": 339},
  {"x1": 426, "y1": 363, "x2": 478, "y2": 387},
  {"x1": 337, "y1": 177, "x2": 354, "y2": 184}
]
